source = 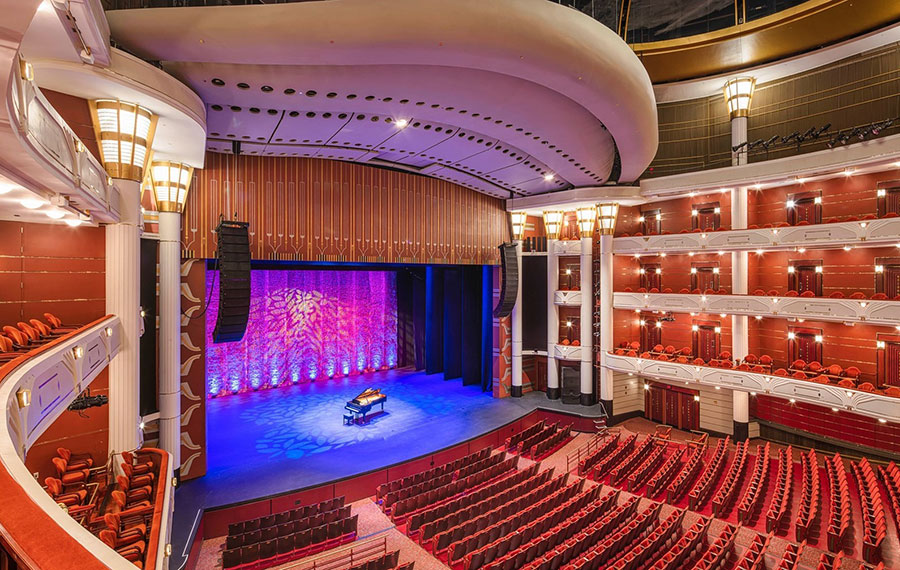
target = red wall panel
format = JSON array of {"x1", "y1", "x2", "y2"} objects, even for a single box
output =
[{"x1": 747, "y1": 246, "x2": 894, "y2": 296}]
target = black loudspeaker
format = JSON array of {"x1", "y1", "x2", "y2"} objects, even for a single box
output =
[
  {"x1": 212, "y1": 220, "x2": 251, "y2": 343},
  {"x1": 493, "y1": 243, "x2": 518, "y2": 318},
  {"x1": 561, "y1": 366, "x2": 581, "y2": 405}
]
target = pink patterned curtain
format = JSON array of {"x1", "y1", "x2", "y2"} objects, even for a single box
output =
[{"x1": 206, "y1": 269, "x2": 397, "y2": 397}]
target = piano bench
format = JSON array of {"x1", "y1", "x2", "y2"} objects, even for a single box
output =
[{"x1": 343, "y1": 413, "x2": 355, "y2": 426}]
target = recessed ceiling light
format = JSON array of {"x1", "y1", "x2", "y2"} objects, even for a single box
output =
[
  {"x1": 45, "y1": 208, "x2": 65, "y2": 219},
  {"x1": 64, "y1": 218, "x2": 82, "y2": 227},
  {"x1": 0, "y1": 183, "x2": 16, "y2": 195},
  {"x1": 395, "y1": 119, "x2": 409, "y2": 128},
  {"x1": 543, "y1": 173, "x2": 555, "y2": 181},
  {"x1": 20, "y1": 198, "x2": 44, "y2": 209}
]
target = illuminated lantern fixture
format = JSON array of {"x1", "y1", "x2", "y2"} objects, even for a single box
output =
[
  {"x1": 16, "y1": 388, "x2": 31, "y2": 409},
  {"x1": 575, "y1": 206, "x2": 597, "y2": 238},
  {"x1": 723, "y1": 77, "x2": 756, "y2": 119},
  {"x1": 90, "y1": 100, "x2": 156, "y2": 181},
  {"x1": 510, "y1": 211, "x2": 527, "y2": 241},
  {"x1": 150, "y1": 162, "x2": 195, "y2": 213},
  {"x1": 542, "y1": 210, "x2": 564, "y2": 240},
  {"x1": 596, "y1": 203, "x2": 619, "y2": 235}
]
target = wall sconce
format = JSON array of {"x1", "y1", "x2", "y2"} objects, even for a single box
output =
[
  {"x1": 877, "y1": 189, "x2": 886, "y2": 197},
  {"x1": 813, "y1": 196, "x2": 822, "y2": 204},
  {"x1": 105, "y1": 327, "x2": 113, "y2": 337},
  {"x1": 165, "y1": 544, "x2": 173, "y2": 557},
  {"x1": 565, "y1": 268, "x2": 572, "y2": 276},
  {"x1": 542, "y1": 210, "x2": 564, "y2": 240},
  {"x1": 815, "y1": 266, "x2": 823, "y2": 273},
  {"x1": 814, "y1": 335, "x2": 823, "y2": 343},
  {"x1": 723, "y1": 76, "x2": 756, "y2": 119},
  {"x1": 877, "y1": 340, "x2": 885, "y2": 349},
  {"x1": 714, "y1": 327, "x2": 722, "y2": 334},
  {"x1": 691, "y1": 209, "x2": 698, "y2": 216},
  {"x1": 639, "y1": 320, "x2": 646, "y2": 326},
  {"x1": 565, "y1": 320, "x2": 572, "y2": 328},
  {"x1": 693, "y1": 395, "x2": 700, "y2": 402},
  {"x1": 638, "y1": 216, "x2": 645, "y2": 223},
  {"x1": 786, "y1": 200, "x2": 795, "y2": 208},
  {"x1": 655, "y1": 214, "x2": 662, "y2": 221},
  {"x1": 639, "y1": 268, "x2": 646, "y2": 275},
  {"x1": 655, "y1": 321, "x2": 663, "y2": 329},
  {"x1": 510, "y1": 211, "x2": 528, "y2": 241},
  {"x1": 575, "y1": 205, "x2": 597, "y2": 238},
  {"x1": 690, "y1": 267, "x2": 697, "y2": 274},
  {"x1": 798, "y1": 248, "x2": 806, "y2": 254},
  {"x1": 713, "y1": 207, "x2": 721, "y2": 214},
  {"x1": 712, "y1": 268, "x2": 720, "y2": 274},
  {"x1": 16, "y1": 388, "x2": 31, "y2": 409},
  {"x1": 655, "y1": 268, "x2": 662, "y2": 275},
  {"x1": 19, "y1": 59, "x2": 34, "y2": 81},
  {"x1": 643, "y1": 383, "x2": 650, "y2": 390},
  {"x1": 789, "y1": 398, "x2": 797, "y2": 404},
  {"x1": 692, "y1": 325, "x2": 699, "y2": 332},
  {"x1": 875, "y1": 265, "x2": 884, "y2": 273},
  {"x1": 788, "y1": 332, "x2": 796, "y2": 340},
  {"x1": 787, "y1": 266, "x2": 795, "y2": 274},
  {"x1": 72, "y1": 346, "x2": 84, "y2": 359}
]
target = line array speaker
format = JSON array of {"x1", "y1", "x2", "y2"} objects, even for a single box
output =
[
  {"x1": 493, "y1": 242, "x2": 518, "y2": 318},
  {"x1": 212, "y1": 219, "x2": 251, "y2": 343}
]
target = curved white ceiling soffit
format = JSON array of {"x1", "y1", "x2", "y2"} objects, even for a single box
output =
[
  {"x1": 19, "y1": 5, "x2": 207, "y2": 167},
  {"x1": 105, "y1": 0, "x2": 658, "y2": 197}
]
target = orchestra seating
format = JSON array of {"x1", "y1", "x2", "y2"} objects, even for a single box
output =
[
  {"x1": 795, "y1": 449, "x2": 820, "y2": 542},
  {"x1": 825, "y1": 453, "x2": 852, "y2": 552},
  {"x1": 222, "y1": 497, "x2": 357, "y2": 569},
  {"x1": 377, "y1": 448, "x2": 490, "y2": 502},
  {"x1": 505, "y1": 421, "x2": 573, "y2": 459},
  {"x1": 765, "y1": 446, "x2": 793, "y2": 532},
  {"x1": 711, "y1": 440, "x2": 748, "y2": 517},
  {"x1": 576, "y1": 432, "x2": 621, "y2": 476},
  {"x1": 735, "y1": 532, "x2": 770, "y2": 570},
  {"x1": 852, "y1": 457, "x2": 887, "y2": 563},
  {"x1": 737, "y1": 442, "x2": 770, "y2": 524},
  {"x1": 688, "y1": 437, "x2": 730, "y2": 510}
]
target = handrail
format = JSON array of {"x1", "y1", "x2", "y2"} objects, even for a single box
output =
[{"x1": 0, "y1": 315, "x2": 162, "y2": 569}]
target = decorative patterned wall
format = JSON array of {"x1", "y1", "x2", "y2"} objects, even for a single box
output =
[
  {"x1": 205, "y1": 269, "x2": 398, "y2": 397},
  {"x1": 492, "y1": 264, "x2": 512, "y2": 398},
  {"x1": 180, "y1": 259, "x2": 207, "y2": 480},
  {"x1": 181, "y1": 152, "x2": 508, "y2": 264}
]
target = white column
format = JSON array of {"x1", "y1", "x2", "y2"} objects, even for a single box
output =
[
  {"x1": 733, "y1": 389, "x2": 750, "y2": 441},
  {"x1": 546, "y1": 244, "x2": 559, "y2": 399},
  {"x1": 731, "y1": 186, "x2": 749, "y2": 361},
  {"x1": 510, "y1": 241, "x2": 523, "y2": 397},
  {"x1": 106, "y1": 179, "x2": 142, "y2": 456},
  {"x1": 731, "y1": 116, "x2": 748, "y2": 167},
  {"x1": 579, "y1": 237, "x2": 593, "y2": 405},
  {"x1": 158, "y1": 211, "x2": 181, "y2": 470},
  {"x1": 597, "y1": 234, "x2": 614, "y2": 411}
]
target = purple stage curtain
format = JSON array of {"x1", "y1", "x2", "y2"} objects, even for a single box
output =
[{"x1": 206, "y1": 269, "x2": 397, "y2": 397}]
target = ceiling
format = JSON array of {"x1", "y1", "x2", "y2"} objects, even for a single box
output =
[{"x1": 105, "y1": 0, "x2": 658, "y2": 199}]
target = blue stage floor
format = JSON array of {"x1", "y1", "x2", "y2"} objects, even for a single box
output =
[{"x1": 172, "y1": 368, "x2": 605, "y2": 567}]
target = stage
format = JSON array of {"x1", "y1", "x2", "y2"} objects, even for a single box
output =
[{"x1": 171, "y1": 368, "x2": 606, "y2": 567}]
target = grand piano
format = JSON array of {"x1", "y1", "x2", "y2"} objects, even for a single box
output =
[{"x1": 344, "y1": 388, "x2": 387, "y2": 424}]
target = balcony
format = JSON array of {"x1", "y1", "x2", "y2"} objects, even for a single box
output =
[
  {"x1": 614, "y1": 292, "x2": 900, "y2": 326},
  {"x1": 613, "y1": 217, "x2": 900, "y2": 255},
  {"x1": 554, "y1": 290, "x2": 582, "y2": 306},
  {"x1": 603, "y1": 352, "x2": 899, "y2": 424}
]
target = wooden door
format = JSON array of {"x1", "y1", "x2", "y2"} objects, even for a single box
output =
[
  {"x1": 693, "y1": 268, "x2": 719, "y2": 292},
  {"x1": 665, "y1": 390, "x2": 679, "y2": 426},
  {"x1": 885, "y1": 266, "x2": 900, "y2": 298},
  {"x1": 885, "y1": 342, "x2": 900, "y2": 386},
  {"x1": 645, "y1": 385, "x2": 665, "y2": 423},
  {"x1": 694, "y1": 326, "x2": 719, "y2": 361}
]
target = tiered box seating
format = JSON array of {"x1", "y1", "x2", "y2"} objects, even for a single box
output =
[
  {"x1": 450, "y1": 475, "x2": 582, "y2": 566},
  {"x1": 735, "y1": 532, "x2": 771, "y2": 570},
  {"x1": 377, "y1": 447, "x2": 490, "y2": 501},
  {"x1": 765, "y1": 446, "x2": 794, "y2": 532},
  {"x1": 712, "y1": 440, "x2": 749, "y2": 517},
  {"x1": 825, "y1": 453, "x2": 852, "y2": 553},
  {"x1": 852, "y1": 457, "x2": 886, "y2": 563},
  {"x1": 666, "y1": 447, "x2": 704, "y2": 504},
  {"x1": 688, "y1": 437, "x2": 730, "y2": 510},
  {"x1": 646, "y1": 447, "x2": 684, "y2": 498},
  {"x1": 576, "y1": 432, "x2": 620, "y2": 476},
  {"x1": 795, "y1": 449, "x2": 820, "y2": 542},
  {"x1": 737, "y1": 443, "x2": 770, "y2": 524},
  {"x1": 648, "y1": 516, "x2": 710, "y2": 570}
]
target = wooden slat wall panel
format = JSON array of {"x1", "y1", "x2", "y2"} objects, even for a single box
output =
[{"x1": 182, "y1": 153, "x2": 508, "y2": 264}]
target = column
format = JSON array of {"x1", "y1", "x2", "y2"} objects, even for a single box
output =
[
  {"x1": 106, "y1": 179, "x2": 142, "y2": 456},
  {"x1": 597, "y1": 234, "x2": 614, "y2": 416},
  {"x1": 510, "y1": 241, "x2": 523, "y2": 397},
  {"x1": 158, "y1": 211, "x2": 181, "y2": 471},
  {"x1": 731, "y1": 115, "x2": 748, "y2": 167},
  {"x1": 579, "y1": 237, "x2": 594, "y2": 405},
  {"x1": 732, "y1": 112, "x2": 751, "y2": 441},
  {"x1": 733, "y1": 390, "x2": 750, "y2": 441},
  {"x1": 546, "y1": 244, "x2": 560, "y2": 399}
]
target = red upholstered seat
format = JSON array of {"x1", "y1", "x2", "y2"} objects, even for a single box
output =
[
  {"x1": 829, "y1": 292, "x2": 845, "y2": 298},
  {"x1": 614, "y1": 348, "x2": 625, "y2": 356},
  {"x1": 619, "y1": 232, "x2": 630, "y2": 237},
  {"x1": 759, "y1": 355, "x2": 773, "y2": 365},
  {"x1": 800, "y1": 290, "x2": 816, "y2": 297},
  {"x1": 748, "y1": 224, "x2": 759, "y2": 229},
  {"x1": 662, "y1": 287, "x2": 673, "y2": 293},
  {"x1": 773, "y1": 368, "x2": 788, "y2": 376},
  {"x1": 640, "y1": 352, "x2": 652, "y2": 359},
  {"x1": 691, "y1": 228, "x2": 702, "y2": 233},
  {"x1": 676, "y1": 356, "x2": 689, "y2": 364},
  {"x1": 717, "y1": 289, "x2": 728, "y2": 295},
  {"x1": 736, "y1": 363, "x2": 750, "y2": 371},
  {"x1": 561, "y1": 338, "x2": 570, "y2": 345},
  {"x1": 649, "y1": 287, "x2": 660, "y2": 293},
  {"x1": 845, "y1": 366, "x2": 860, "y2": 379},
  {"x1": 825, "y1": 217, "x2": 840, "y2": 224},
  {"x1": 679, "y1": 288, "x2": 691, "y2": 294},
  {"x1": 884, "y1": 386, "x2": 900, "y2": 397},
  {"x1": 767, "y1": 289, "x2": 780, "y2": 296},
  {"x1": 665, "y1": 345, "x2": 676, "y2": 354},
  {"x1": 863, "y1": 213, "x2": 877, "y2": 220},
  {"x1": 845, "y1": 216, "x2": 859, "y2": 222},
  {"x1": 623, "y1": 287, "x2": 633, "y2": 292},
  {"x1": 637, "y1": 287, "x2": 647, "y2": 293},
  {"x1": 718, "y1": 351, "x2": 732, "y2": 360},
  {"x1": 692, "y1": 357, "x2": 705, "y2": 365},
  {"x1": 807, "y1": 361, "x2": 822, "y2": 372},
  {"x1": 792, "y1": 371, "x2": 808, "y2": 380},
  {"x1": 828, "y1": 364, "x2": 842, "y2": 376},
  {"x1": 858, "y1": 382, "x2": 876, "y2": 392},
  {"x1": 633, "y1": 232, "x2": 643, "y2": 236},
  {"x1": 751, "y1": 365, "x2": 767, "y2": 373},
  {"x1": 681, "y1": 347, "x2": 692, "y2": 355},
  {"x1": 704, "y1": 288, "x2": 716, "y2": 295},
  {"x1": 692, "y1": 288, "x2": 702, "y2": 294},
  {"x1": 796, "y1": 220, "x2": 810, "y2": 226},
  {"x1": 629, "y1": 341, "x2": 641, "y2": 350},
  {"x1": 44, "y1": 313, "x2": 63, "y2": 328},
  {"x1": 752, "y1": 289, "x2": 766, "y2": 295},
  {"x1": 813, "y1": 375, "x2": 831, "y2": 384},
  {"x1": 884, "y1": 212, "x2": 900, "y2": 218},
  {"x1": 626, "y1": 350, "x2": 637, "y2": 357},
  {"x1": 744, "y1": 354, "x2": 758, "y2": 364},
  {"x1": 708, "y1": 359, "x2": 720, "y2": 367},
  {"x1": 791, "y1": 359, "x2": 806, "y2": 369},
  {"x1": 2, "y1": 326, "x2": 28, "y2": 348},
  {"x1": 679, "y1": 229, "x2": 689, "y2": 233},
  {"x1": 838, "y1": 379, "x2": 856, "y2": 388},
  {"x1": 871, "y1": 293, "x2": 888, "y2": 300},
  {"x1": 775, "y1": 222, "x2": 790, "y2": 227},
  {"x1": 653, "y1": 344, "x2": 664, "y2": 353},
  {"x1": 849, "y1": 292, "x2": 867, "y2": 299},
  {"x1": 762, "y1": 223, "x2": 773, "y2": 228},
  {"x1": 656, "y1": 354, "x2": 669, "y2": 361},
  {"x1": 785, "y1": 290, "x2": 799, "y2": 297}
]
